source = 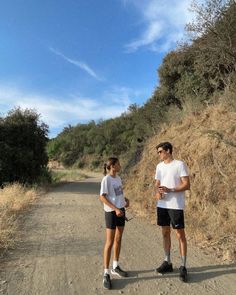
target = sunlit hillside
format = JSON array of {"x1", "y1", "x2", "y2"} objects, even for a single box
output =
[{"x1": 124, "y1": 100, "x2": 236, "y2": 262}]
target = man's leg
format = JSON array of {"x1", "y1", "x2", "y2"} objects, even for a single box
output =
[
  {"x1": 175, "y1": 228, "x2": 188, "y2": 282},
  {"x1": 162, "y1": 226, "x2": 171, "y2": 262},
  {"x1": 156, "y1": 208, "x2": 173, "y2": 273},
  {"x1": 175, "y1": 228, "x2": 187, "y2": 265},
  {"x1": 156, "y1": 226, "x2": 173, "y2": 273}
]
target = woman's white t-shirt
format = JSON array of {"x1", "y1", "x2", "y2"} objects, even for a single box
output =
[
  {"x1": 100, "y1": 175, "x2": 126, "y2": 212},
  {"x1": 155, "y1": 159, "x2": 189, "y2": 210}
]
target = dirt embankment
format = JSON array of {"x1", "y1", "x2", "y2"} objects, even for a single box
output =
[{"x1": 124, "y1": 103, "x2": 236, "y2": 263}]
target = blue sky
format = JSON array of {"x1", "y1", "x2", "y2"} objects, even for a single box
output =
[{"x1": 0, "y1": 0, "x2": 194, "y2": 138}]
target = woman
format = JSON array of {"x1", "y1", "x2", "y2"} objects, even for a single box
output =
[{"x1": 99, "y1": 157, "x2": 129, "y2": 290}]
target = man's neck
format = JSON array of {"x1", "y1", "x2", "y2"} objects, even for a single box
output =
[{"x1": 164, "y1": 156, "x2": 174, "y2": 164}]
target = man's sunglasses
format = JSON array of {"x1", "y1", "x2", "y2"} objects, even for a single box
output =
[{"x1": 157, "y1": 149, "x2": 164, "y2": 154}]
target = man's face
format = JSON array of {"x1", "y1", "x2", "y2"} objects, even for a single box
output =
[{"x1": 157, "y1": 148, "x2": 169, "y2": 161}]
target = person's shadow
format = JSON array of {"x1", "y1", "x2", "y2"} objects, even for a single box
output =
[
  {"x1": 110, "y1": 263, "x2": 236, "y2": 289},
  {"x1": 186, "y1": 263, "x2": 236, "y2": 283}
]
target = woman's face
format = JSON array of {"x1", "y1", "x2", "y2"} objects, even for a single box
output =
[{"x1": 112, "y1": 161, "x2": 121, "y2": 172}]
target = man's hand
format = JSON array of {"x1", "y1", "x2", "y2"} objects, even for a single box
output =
[
  {"x1": 158, "y1": 186, "x2": 170, "y2": 194},
  {"x1": 156, "y1": 192, "x2": 163, "y2": 200}
]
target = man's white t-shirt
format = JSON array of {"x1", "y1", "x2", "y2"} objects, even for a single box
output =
[
  {"x1": 155, "y1": 159, "x2": 189, "y2": 210},
  {"x1": 100, "y1": 175, "x2": 126, "y2": 212}
]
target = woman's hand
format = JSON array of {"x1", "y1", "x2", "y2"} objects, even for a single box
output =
[
  {"x1": 115, "y1": 208, "x2": 124, "y2": 217},
  {"x1": 124, "y1": 197, "x2": 130, "y2": 208}
]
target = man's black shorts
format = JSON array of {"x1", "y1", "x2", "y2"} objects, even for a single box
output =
[
  {"x1": 157, "y1": 207, "x2": 185, "y2": 229},
  {"x1": 105, "y1": 208, "x2": 126, "y2": 229}
]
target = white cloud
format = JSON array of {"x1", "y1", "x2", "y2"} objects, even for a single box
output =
[
  {"x1": 124, "y1": 0, "x2": 193, "y2": 53},
  {"x1": 49, "y1": 47, "x2": 103, "y2": 81},
  {"x1": 0, "y1": 84, "x2": 136, "y2": 137}
]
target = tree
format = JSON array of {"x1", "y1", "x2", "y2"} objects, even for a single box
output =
[
  {"x1": 0, "y1": 108, "x2": 49, "y2": 185},
  {"x1": 186, "y1": 0, "x2": 236, "y2": 89}
]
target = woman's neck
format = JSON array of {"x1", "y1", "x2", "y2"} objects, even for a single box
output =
[{"x1": 109, "y1": 170, "x2": 117, "y2": 177}]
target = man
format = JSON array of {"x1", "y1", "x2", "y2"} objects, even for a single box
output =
[{"x1": 154, "y1": 142, "x2": 190, "y2": 282}]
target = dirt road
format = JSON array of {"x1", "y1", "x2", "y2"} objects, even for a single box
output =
[{"x1": 0, "y1": 174, "x2": 235, "y2": 294}]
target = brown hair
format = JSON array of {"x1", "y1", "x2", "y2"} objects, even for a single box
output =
[
  {"x1": 103, "y1": 157, "x2": 119, "y2": 175},
  {"x1": 156, "y1": 141, "x2": 173, "y2": 154}
]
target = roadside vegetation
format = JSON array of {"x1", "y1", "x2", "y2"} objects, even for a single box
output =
[
  {"x1": 0, "y1": 184, "x2": 37, "y2": 251},
  {"x1": 50, "y1": 168, "x2": 89, "y2": 183},
  {"x1": 0, "y1": 108, "x2": 50, "y2": 252}
]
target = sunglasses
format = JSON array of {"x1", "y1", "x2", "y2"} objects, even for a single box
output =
[{"x1": 157, "y1": 150, "x2": 164, "y2": 154}]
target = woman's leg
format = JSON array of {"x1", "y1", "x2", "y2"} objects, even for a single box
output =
[
  {"x1": 113, "y1": 226, "x2": 124, "y2": 262},
  {"x1": 104, "y1": 228, "x2": 116, "y2": 269}
]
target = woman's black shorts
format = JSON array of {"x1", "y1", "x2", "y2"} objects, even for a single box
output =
[
  {"x1": 157, "y1": 207, "x2": 185, "y2": 229},
  {"x1": 105, "y1": 208, "x2": 126, "y2": 229}
]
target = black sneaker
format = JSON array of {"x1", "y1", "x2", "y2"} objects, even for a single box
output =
[
  {"x1": 155, "y1": 261, "x2": 173, "y2": 274},
  {"x1": 179, "y1": 266, "x2": 188, "y2": 282},
  {"x1": 111, "y1": 266, "x2": 128, "y2": 277},
  {"x1": 103, "y1": 273, "x2": 111, "y2": 289}
]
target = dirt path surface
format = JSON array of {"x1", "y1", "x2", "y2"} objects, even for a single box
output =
[{"x1": 0, "y1": 174, "x2": 236, "y2": 295}]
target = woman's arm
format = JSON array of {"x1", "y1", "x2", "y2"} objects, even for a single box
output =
[{"x1": 99, "y1": 193, "x2": 124, "y2": 217}]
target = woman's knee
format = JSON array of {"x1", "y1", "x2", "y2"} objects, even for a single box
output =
[
  {"x1": 105, "y1": 240, "x2": 114, "y2": 250},
  {"x1": 114, "y1": 235, "x2": 122, "y2": 245}
]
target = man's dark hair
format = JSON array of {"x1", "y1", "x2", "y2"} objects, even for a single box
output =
[{"x1": 156, "y1": 142, "x2": 173, "y2": 154}]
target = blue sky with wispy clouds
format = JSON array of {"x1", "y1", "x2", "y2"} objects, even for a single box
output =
[{"x1": 0, "y1": 0, "x2": 194, "y2": 137}]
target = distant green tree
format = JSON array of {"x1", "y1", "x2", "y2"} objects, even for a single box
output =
[{"x1": 0, "y1": 108, "x2": 49, "y2": 185}]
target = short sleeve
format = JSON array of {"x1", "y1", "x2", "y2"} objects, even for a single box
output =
[
  {"x1": 100, "y1": 176, "x2": 109, "y2": 195},
  {"x1": 179, "y1": 162, "x2": 189, "y2": 177},
  {"x1": 155, "y1": 165, "x2": 161, "y2": 180}
]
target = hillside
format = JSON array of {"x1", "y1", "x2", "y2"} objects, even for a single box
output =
[{"x1": 124, "y1": 102, "x2": 236, "y2": 263}]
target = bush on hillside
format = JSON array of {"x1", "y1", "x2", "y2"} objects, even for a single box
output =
[{"x1": 0, "y1": 108, "x2": 49, "y2": 185}]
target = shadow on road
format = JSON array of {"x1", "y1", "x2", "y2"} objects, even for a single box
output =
[
  {"x1": 187, "y1": 263, "x2": 236, "y2": 283},
  {"x1": 52, "y1": 181, "x2": 100, "y2": 195},
  {"x1": 109, "y1": 263, "x2": 236, "y2": 289}
]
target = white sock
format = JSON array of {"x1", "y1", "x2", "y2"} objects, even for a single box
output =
[
  {"x1": 113, "y1": 261, "x2": 118, "y2": 269},
  {"x1": 164, "y1": 252, "x2": 171, "y2": 264},
  {"x1": 104, "y1": 268, "x2": 109, "y2": 275},
  {"x1": 181, "y1": 256, "x2": 187, "y2": 267}
]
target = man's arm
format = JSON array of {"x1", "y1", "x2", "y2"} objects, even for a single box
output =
[
  {"x1": 174, "y1": 176, "x2": 190, "y2": 192},
  {"x1": 158, "y1": 176, "x2": 190, "y2": 194},
  {"x1": 155, "y1": 179, "x2": 162, "y2": 200}
]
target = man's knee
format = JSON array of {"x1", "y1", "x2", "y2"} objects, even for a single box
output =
[
  {"x1": 162, "y1": 226, "x2": 171, "y2": 238},
  {"x1": 175, "y1": 229, "x2": 186, "y2": 241}
]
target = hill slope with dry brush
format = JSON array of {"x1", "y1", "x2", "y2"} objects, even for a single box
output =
[
  {"x1": 0, "y1": 184, "x2": 37, "y2": 251},
  {"x1": 124, "y1": 102, "x2": 236, "y2": 263}
]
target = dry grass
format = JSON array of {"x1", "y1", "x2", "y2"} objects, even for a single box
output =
[
  {"x1": 124, "y1": 102, "x2": 236, "y2": 262},
  {"x1": 0, "y1": 183, "x2": 37, "y2": 251},
  {"x1": 50, "y1": 168, "x2": 89, "y2": 183}
]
